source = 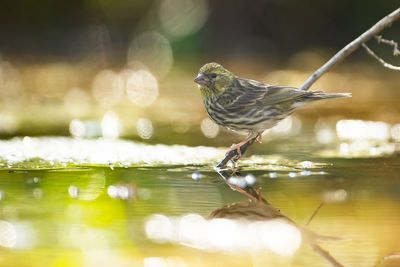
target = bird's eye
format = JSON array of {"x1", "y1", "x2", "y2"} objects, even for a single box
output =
[{"x1": 210, "y1": 73, "x2": 217, "y2": 79}]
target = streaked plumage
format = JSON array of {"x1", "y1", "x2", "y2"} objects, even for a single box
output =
[{"x1": 194, "y1": 62, "x2": 350, "y2": 154}]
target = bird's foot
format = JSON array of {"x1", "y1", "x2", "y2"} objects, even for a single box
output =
[
  {"x1": 228, "y1": 140, "x2": 248, "y2": 158},
  {"x1": 255, "y1": 133, "x2": 263, "y2": 144}
]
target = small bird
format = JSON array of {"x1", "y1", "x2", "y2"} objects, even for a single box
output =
[{"x1": 194, "y1": 62, "x2": 350, "y2": 158}]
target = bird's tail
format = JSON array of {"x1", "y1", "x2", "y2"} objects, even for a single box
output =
[{"x1": 308, "y1": 91, "x2": 352, "y2": 100}]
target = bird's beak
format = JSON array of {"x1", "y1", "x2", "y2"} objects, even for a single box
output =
[{"x1": 194, "y1": 73, "x2": 208, "y2": 86}]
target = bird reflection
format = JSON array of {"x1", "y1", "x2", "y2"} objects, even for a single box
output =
[
  {"x1": 215, "y1": 167, "x2": 266, "y2": 202},
  {"x1": 213, "y1": 168, "x2": 344, "y2": 267}
]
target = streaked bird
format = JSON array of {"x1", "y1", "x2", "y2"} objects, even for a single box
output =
[{"x1": 194, "y1": 62, "x2": 351, "y2": 159}]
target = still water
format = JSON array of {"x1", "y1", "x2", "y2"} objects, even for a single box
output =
[{"x1": 0, "y1": 136, "x2": 399, "y2": 267}]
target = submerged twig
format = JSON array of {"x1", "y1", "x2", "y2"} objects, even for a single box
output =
[
  {"x1": 306, "y1": 201, "x2": 325, "y2": 226},
  {"x1": 310, "y1": 243, "x2": 345, "y2": 267},
  {"x1": 362, "y1": 43, "x2": 400, "y2": 70},
  {"x1": 375, "y1": 253, "x2": 400, "y2": 267},
  {"x1": 299, "y1": 8, "x2": 400, "y2": 91},
  {"x1": 215, "y1": 169, "x2": 344, "y2": 267}
]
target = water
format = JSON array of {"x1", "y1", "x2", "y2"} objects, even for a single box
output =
[{"x1": 0, "y1": 137, "x2": 399, "y2": 267}]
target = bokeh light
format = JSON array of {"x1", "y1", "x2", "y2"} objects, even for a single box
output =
[
  {"x1": 0, "y1": 114, "x2": 18, "y2": 134},
  {"x1": 391, "y1": 124, "x2": 400, "y2": 142},
  {"x1": 69, "y1": 119, "x2": 86, "y2": 138},
  {"x1": 268, "y1": 115, "x2": 302, "y2": 137},
  {"x1": 136, "y1": 118, "x2": 154, "y2": 139},
  {"x1": 0, "y1": 220, "x2": 16, "y2": 248},
  {"x1": 336, "y1": 120, "x2": 390, "y2": 141},
  {"x1": 158, "y1": 0, "x2": 209, "y2": 40},
  {"x1": 69, "y1": 119, "x2": 101, "y2": 138},
  {"x1": 64, "y1": 87, "x2": 91, "y2": 117},
  {"x1": 145, "y1": 213, "x2": 302, "y2": 255},
  {"x1": 314, "y1": 119, "x2": 336, "y2": 144},
  {"x1": 200, "y1": 118, "x2": 219, "y2": 138},
  {"x1": 107, "y1": 184, "x2": 136, "y2": 200},
  {"x1": 127, "y1": 31, "x2": 173, "y2": 79},
  {"x1": 125, "y1": 70, "x2": 159, "y2": 107},
  {"x1": 145, "y1": 214, "x2": 173, "y2": 243},
  {"x1": 0, "y1": 61, "x2": 22, "y2": 103},
  {"x1": 92, "y1": 70, "x2": 125, "y2": 107},
  {"x1": 322, "y1": 189, "x2": 348, "y2": 203},
  {"x1": 101, "y1": 111, "x2": 121, "y2": 139}
]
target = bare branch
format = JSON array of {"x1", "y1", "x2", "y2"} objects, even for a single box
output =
[
  {"x1": 299, "y1": 8, "x2": 400, "y2": 91},
  {"x1": 375, "y1": 35, "x2": 400, "y2": 56},
  {"x1": 362, "y1": 43, "x2": 400, "y2": 71}
]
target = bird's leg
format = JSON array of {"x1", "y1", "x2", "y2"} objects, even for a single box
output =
[
  {"x1": 255, "y1": 132, "x2": 263, "y2": 144},
  {"x1": 226, "y1": 182, "x2": 259, "y2": 202},
  {"x1": 228, "y1": 132, "x2": 258, "y2": 158},
  {"x1": 228, "y1": 140, "x2": 248, "y2": 158}
]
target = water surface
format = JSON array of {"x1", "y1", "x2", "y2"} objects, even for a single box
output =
[{"x1": 0, "y1": 138, "x2": 399, "y2": 267}]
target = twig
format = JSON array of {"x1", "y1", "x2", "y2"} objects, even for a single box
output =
[
  {"x1": 299, "y1": 8, "x2": 400, "y2": 91},
  {"x1": 216, "y1": 8, "x2": 400, "y2": 167},
  {"x1": 362, "y1": 43, "x2": 400, "y2": 70},
  {"x1": 375, "y1": 35, "x2": 400, "y2": 56},
  {"x1": 215, "y1": 136, "x2": 257, "y2": 168},
  {"x1": 306, "y1": 201, "x2": 325, "y2": 226},
  {"x1": 310, "y1": 243, "x2": 345, "y2": 267},
  {"x1": 215, "y1": 168, "x2": 269, "y2": 203},
  {"x1": 375, "y1": 253, "x2": 400, "y2": 267}
]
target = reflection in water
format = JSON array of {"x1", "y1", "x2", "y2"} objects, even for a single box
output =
[
  {"x1": 0, "y1": 220, "x2": 16, "y2": 248},
  {"x1": 145, "y1": 212, "x2": 302, "y2": 256},
  {"x1": 145, "y1": 168, "x2": 345, "y2": 266},
  {"x1": 0, "y1": 162, "x2": 398, "y2": 266}
]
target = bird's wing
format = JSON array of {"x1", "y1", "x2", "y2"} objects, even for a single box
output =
[{"x1": 217, "y1": 77, "x2": 311, "y2": 110}]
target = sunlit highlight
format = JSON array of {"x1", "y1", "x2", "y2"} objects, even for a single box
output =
[
  {"x1": 391, "y1": 124, "x2": 400, "y2": 141},
  {"x1": 0, "y1": 220, "x2": 16, "y2": 248},
  {"x1": 128, "y1": 31, "x2": 173, "y2": 78},
  {"x1": 322, "y1": 189, "x2": 347, "y2": 203},
  {"x1": 269, "y1": 115, "x2": 302, "y2": 137},
  {"x1": 0, "y1": 137, "x2": 224, "y2": 167},
  {"x1": 136, "y1": 118, "x2": 154, "y2": 139},
  {"x1": 69, "y1": 119, "x2": 101, "y2": 138},
  {"x1": 0, "y1": 113, "x2": 18, "y2": 134},
  {"x1": 92, "y1": 70, "x2": 125, "y2": 107},
  {"x1": 101, "y1": 111, "x2": 121, "y2": 139},
  {"x1": 126, "y1": 70, "x2": 159, "y2": 107},
  {"x1": 336, "y1": 120, "x2": 390, "y2": 141},
  {"x1": 200, "y1": 118, "x2": 219, "y2": 138},
  {"x1": 159, "y1": 0, "x2": 209, "y2": 39},
  {"x1": 145, "y1": 214, "x2": 173, "y2": 243},
  {"x1": 68, "y1": 185, "x2": 80, "y2": 199},
  {"x1": 64, "y1": 87, "x2": 91, "y2": 117},
  {"x1": 107, "y1": 184, "x2": 135, "y2": 200},
  {"x1": 145, "y1": 214, "x2": 302, "y2": 255},
  {"x1": 69, "y1": 119, "x2": 86, "y2": 138}
]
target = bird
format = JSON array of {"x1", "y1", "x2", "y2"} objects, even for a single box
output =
[{"x1": 194, "y1": 62, "x2": 351, "y2": 159}]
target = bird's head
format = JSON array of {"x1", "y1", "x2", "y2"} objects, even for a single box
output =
[{"x1": 194, "y1": 62, "x2": 235, "y2": 97}]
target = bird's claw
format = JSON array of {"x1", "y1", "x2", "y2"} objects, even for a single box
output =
[
  {"x1": 229, "y1": 143, "x2": 243, "y2": 158},
  {"x1": 255, "y1": 133, "x2": 262, "y2": 144}
]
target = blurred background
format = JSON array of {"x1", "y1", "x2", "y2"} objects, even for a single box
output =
[
  {"x1": 0, "y1": 2, "x2": 400, "y2": 267},
  {"x1": 0, "y1": 0, "x2": 399, "y2": 149}
]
